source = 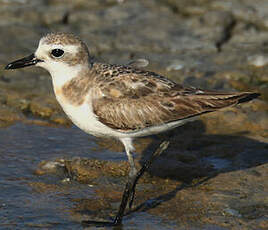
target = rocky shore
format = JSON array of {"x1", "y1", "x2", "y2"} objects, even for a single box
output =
[{"x1": 0, "y1": 0, "x2": 267, "y2": 229}]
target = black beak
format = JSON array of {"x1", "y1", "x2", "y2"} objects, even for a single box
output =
[{"x1": 5, "y1": 53, "x2": 43, "y2": 70}]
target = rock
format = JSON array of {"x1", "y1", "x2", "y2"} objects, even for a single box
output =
[
  {"x1": 147, "y1": 164, "x2": 268, "y2": 229},
  {"x1": 29, "y1": 96, "x2": 60, "y2": 118},
  {"x1": 212, "y1": 0, "x2": 268, "y2": 30},
  {"x1": 0, "y1": 104, "x2": 24, "y2": 127},
  {"x1": 63, "y1": 157, "x2": 130, "y2": 183},
  {"x1": 166, "y1": 60, "x2": 185, "y2": 71},
  {"x1": 6, "y1": 91, "x2": 30, "y2": 111},
  {"x1": 200, "y1": 99, "x2": 268, "y2": 137},
  {"x1": 248, "y1": 54, "x2": 268, "y2": 67},
  {"x1": 34, "y1": 159, "x2": 65, "y2": 176},
  {"x1": 0, "y1": 0, "x2": 267, "y2": 228},
  {"x1": 49, "y1": 112, "x2": 71, "y2": 126},
  {"x1": 28, "y1": 182, "x2": 65, "y2": 193}
]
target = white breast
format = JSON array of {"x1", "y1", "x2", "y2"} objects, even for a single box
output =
[
  {"x1": 55, "y1": 93, "x2": 118, "y2": 137},
  {"x1": 49, "y1": 65, "x2": 114, "y2": 137}
]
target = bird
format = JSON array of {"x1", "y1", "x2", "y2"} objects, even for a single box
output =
[{"x1": 5, "y1": 32, "x2": 260, "y2": 226}]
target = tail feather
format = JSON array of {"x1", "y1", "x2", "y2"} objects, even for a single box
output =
[
  {"x1": 237, "y1": 92, "x2": 261, "y2": 104},
  {"x1": 188, "y1": 92, "x2": 261, "y2": 112}
]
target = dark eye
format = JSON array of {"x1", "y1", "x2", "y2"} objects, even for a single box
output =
[{"x1": 51, "y1": 49, "x2": 64, "y2": 58}]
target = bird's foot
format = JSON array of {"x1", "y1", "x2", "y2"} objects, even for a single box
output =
[{"x1": 82, "y1": 218, "x2": 122, "y2": 228}]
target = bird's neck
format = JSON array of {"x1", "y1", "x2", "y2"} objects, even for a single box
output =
[
  {"x1": 50, "y1": 63, "x2": 95, "y2": 107},
  {"x1": 50, "y1": 64, "x2": 87, "y2": 89}
]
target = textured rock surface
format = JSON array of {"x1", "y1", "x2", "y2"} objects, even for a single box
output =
[{"x1": 0, "y1": 0, "x2": 267, "y2": 229}]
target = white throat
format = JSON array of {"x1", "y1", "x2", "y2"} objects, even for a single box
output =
[
  {"x1": 38, "y1": 61, "x2": 84, "y2": 88},
  {"x1": 51, "y1": 64, "x2": 83, "y2": 88}
]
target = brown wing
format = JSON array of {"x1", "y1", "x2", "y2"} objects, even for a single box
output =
[{"x1": 91, "y1": 63, "x2": 260, "y2": 131}]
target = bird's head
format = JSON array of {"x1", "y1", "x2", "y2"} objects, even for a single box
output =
[{"x1": 5, "y1": 32, "x2": 91, "y2": 79}]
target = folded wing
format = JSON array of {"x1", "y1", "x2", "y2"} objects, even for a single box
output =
[{"x1": 91, "y1": 64, "x2": 260, "y2": 131}]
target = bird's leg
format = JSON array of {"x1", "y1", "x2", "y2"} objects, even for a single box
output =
[
  {"x1": 82, "y1": 140, "x2": 169, "y2": 227},
  {"x1": 110, "y1": 139, "x2": 137, "y2": 225},
  {"x1": 112, "y1": 170, "x2": 136, "y2": 225},
  {"x1": 126, "y1": 146, "x2": 138, "y2": 178},
  {"x1": 124, "y1": 146, "x2": 139, "y2": 208},
  {"x1": 112, "y1": 141, "x2": 170, "y2": 225},
  {"x1": 128, "y1": 141, "x2": 169, "y2": 209}
]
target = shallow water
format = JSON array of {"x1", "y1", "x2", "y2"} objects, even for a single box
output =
[{"x1": 0, "y1": 123, "x2": 178, "y2": 230}]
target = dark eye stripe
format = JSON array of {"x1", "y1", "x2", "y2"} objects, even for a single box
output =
[{"x1": 51, "y1": 49, "x2": 64, "y2": 58}]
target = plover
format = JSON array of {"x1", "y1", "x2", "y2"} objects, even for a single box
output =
[{"x1": 5, "y1": 32, "x2": 260, "y2": 226}]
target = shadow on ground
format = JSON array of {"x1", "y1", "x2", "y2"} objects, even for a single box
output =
[
  {"x1": 126, "y1": 120, "x2": 268, "y2": 228},
  {"x1": 143, "y1": 120, "x2": 267, "y2": 180}
]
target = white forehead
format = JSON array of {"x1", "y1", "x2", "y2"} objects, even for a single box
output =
[{"x1": 37, "y1": 37, "x2": 79, "y2": 53}]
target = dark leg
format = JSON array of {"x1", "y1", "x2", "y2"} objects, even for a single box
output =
[
  {"x1": 128, "y1": 141, "x2": 169, "y2": 209},
  {"x1": 82, "y1": 141, "x2": 169, "y2": 227}
]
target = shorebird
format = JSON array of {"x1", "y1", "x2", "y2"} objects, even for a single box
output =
[{"x1": 5, "y1": 32, "x2": 260, "y2": 226}]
